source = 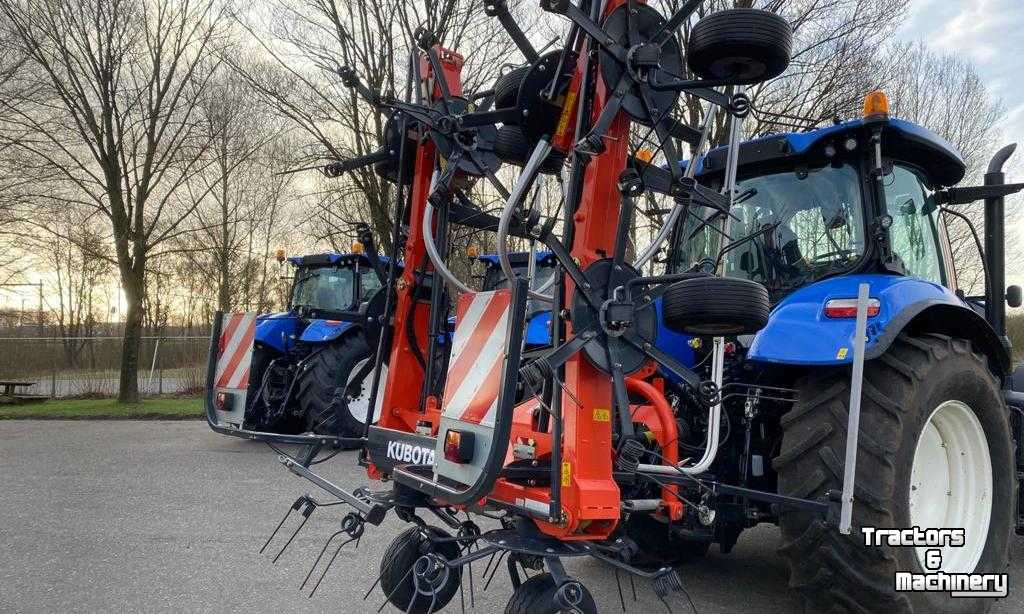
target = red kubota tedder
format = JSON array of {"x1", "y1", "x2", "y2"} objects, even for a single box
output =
[{"x1": 226, "y1": 0, "x2": 916, "y2": 611}]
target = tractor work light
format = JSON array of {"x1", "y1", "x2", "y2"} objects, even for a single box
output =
[
  {"x1": 862, "y1": 90, "x2": 889, "y2": 121},
  {"x1": 351, "y1": 241, "x2": 364, "y2": 254},
  {"x1": 466, "y1": 244, "x2": 479, "y2": 258},
  {"x1": 443, "y1": 429, "x2": 475, "y2": 463},
  {"x1": 824, "y1": 298, "x2": 880, "y2": 319}
]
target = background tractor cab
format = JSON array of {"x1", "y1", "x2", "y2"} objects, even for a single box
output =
[
  {"x1": 476, "y1": 250, "x2": 556, "y2": 346},
  {"x1": 208, "y1": 249, "x2": 391, "y2": 445}
]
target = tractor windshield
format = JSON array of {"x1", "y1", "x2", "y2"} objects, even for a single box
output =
[
  {"x1": 291, "y1": 266, "x2": 356, "y2": 313},
  {"x1": 673, "y1": 162, "x2": 866, "y2": 296}
]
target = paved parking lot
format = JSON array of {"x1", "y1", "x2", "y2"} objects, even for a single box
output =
[{"x1": 1, "y1": 420, "x2": 1022, "y2": 613}]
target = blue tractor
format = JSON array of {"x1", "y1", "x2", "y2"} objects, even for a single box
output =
[
  {"x1": 209, "y1": 247, "x2": 557, "y2": 445},
  {"x1": 617, "y1": 98, "x2": 1024, "y2": 611},
  {"x1": 211, "y1": 249, "x2": 391, "y2": 442}
]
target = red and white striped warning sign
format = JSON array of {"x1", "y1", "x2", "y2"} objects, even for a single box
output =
[
  {"x1": 441, "y1": 291, "x2": 512, "y2": 428},
  {"x1": 215, "y1": 312, "x2": 257, "y2": 390}
]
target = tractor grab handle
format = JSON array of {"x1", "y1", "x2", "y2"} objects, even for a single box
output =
[{"x1": 839, "y1": 283, "x2": 870, "y2": 534}]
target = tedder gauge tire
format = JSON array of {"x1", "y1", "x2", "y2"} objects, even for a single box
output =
[
  {"x1": 494, "y1": 65, "x2": 531, "y2": 111},
  {"x1": 379, "y1": 526, "x2": 462, "y2": 614},
  {"x1": 775, "y1": 334, "x2": 1014, "y2": 614},
  {"x1": 493, "y1": 125, "x2": 566, "y2": 174},
  {"x1": 504, "y1": 573, "x2": 597, "y2": 614},
  {"x1": 298, "y1": 334, "x2": 372, "y2": 445},
  {"x1": 687, "y1": 9, "x2": 793, "y2": 85},
  {"x1": 661, "y1": 276, "x2": 769, "y2": 336}
]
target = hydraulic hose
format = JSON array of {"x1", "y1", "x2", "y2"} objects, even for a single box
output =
[
  {"x1": 633, "y1": 101, "x2": 718, "y2": 270},
  {"x1": 497, "y1": 138, "x2": 555, "y2": 302}
]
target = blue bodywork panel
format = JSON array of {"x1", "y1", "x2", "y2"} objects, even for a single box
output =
[
  {"x1": 692, "y1": 118, "x2": 966, "y2": 187},
  {"x1": 746, "y1": 274, "x2": 963, "y2": 366},
  {"x1": 652, "y1": 297, "x2": 697, "y2": 382},
  {"x1": 286, "y1": 252, "x2": 393, "y2": 268},
  {"x1": 299, "y1": 318, "x2": 358, "y2": 344},
  {"x1": 526, "y1": 311, "x2": 552, "y2": 346},
  {"x1": 254, "y1": 312, "x2": 300, "y2": 353}
]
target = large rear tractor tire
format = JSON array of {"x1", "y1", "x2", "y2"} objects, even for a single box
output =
[
  {"x1": 775, "y1": 334, "x2": 1014, "y2": 613},
  {"x1": 296, "y1": 334, "x2": 373, "y2": 445}
]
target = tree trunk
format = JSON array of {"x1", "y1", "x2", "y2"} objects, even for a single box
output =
[{"x1": 117, "y1": 271, "x2": 145, "y2": 404}]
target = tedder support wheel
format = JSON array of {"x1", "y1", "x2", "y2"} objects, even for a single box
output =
[
  {"x1": 493, "y1": 125, "x2": 566, "y2": 174},
  {"x1": 661, "y1": 276, "x2": 769, "y2": 336},
  {"x1": 774, "y1": 333, "x2": 1014, "y2": 614},
  {"x1": 379, "y1": 526, "x2": 462, "y2": 614},
  {"x1": 297, "y1": 334, "x2": 372, "y2": 445},
  {"x1": 504, "y1": 573, "x2": 597, "y2": 614},
  {"x1": 686, "y1": 9, "x2": 793, "y2": 85}
]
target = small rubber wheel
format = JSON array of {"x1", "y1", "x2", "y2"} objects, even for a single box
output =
[
  {"x1": 494, "y1": 65, "x2": 530, "y2": 111},
  {"x1": 493, "y1": 125, "x2": 566, "y2": 174},
  {"x1": 687, "y1": 9, "x2": 792, "y2": 85},
  {"x1": 661, "y1": 276, "x2": 769, "y2": 335},
  {"x1": 379, "y1": 526, "x2": 462, "y2": 614},
  {"x1": 504, "y1": 573, "x2": 597, "y2": 614}
]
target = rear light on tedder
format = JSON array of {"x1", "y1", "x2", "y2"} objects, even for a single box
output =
[
  {"x1": 443, "y1": 429, "x2": 475, "y2": 463},
  {"x1": 214, "y1": 391, "x2": 233, "y2": 411}
]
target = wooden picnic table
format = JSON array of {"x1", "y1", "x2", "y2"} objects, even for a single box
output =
[{"x1": 0, "y1": 380, "x2": 36, "y2": 396}]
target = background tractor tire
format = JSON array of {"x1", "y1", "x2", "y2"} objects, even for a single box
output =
[
  {"x1": 504, "y1": 573, "x2": 597, "y2": 614},
  {"x1": 297, "y1": 334, "x2": 371, "y2": 444},
  {"x1": 661, "y1": 276, "x2": 769, "y2": 335},
  {"x1": 774, "y1": 334, "x2": 1014, "y2": 614},
  {"x1": 379, "y1": 526, "x2": 462, "y2": 614},
  {"x1": 687, "y1": 9, "x2": 792, "y2": 85},
  {"x1": 493, "y1": 125, "x2": 566, "y2": 175}
]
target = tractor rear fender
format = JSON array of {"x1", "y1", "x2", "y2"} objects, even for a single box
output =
[
  {"x1": 253, "y1": 312, "x2": 299, "y2": 353},
  {"x1": 298, "y1": 318, "x2": 359, "y2": 343},
  {"x1": 745, "y1": 274, "x2": 1010, "y2": 375}
]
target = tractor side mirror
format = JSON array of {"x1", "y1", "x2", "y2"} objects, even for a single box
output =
[{"x1": 1007, "y1": 285, "x2": 1022, "y2": 308}]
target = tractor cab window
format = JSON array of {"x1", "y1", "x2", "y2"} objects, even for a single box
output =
[
  {"x1": 482, "y1": 261, "x2": 556, "y2": 315},
  {"x1": 359, "y1": 269, "x2": 383, "y2": 303},
  {"x1": 883, "y1": 164, "x2": 943, "y2": 284},
  {"x1": 673, "y1": 162, "x2": 866, "y2": 296},
  {"x1": 291, "y1": 266, "x2": 356, "y2": 313}
]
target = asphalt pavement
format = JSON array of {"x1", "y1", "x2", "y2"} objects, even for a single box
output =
[{"x1": 1, "y1": 420, "x2": 1022, "y2": 613}]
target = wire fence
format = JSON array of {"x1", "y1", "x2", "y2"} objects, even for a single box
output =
[{"x1": 0, "y1": 335, "x2": 209, "y2": 398}]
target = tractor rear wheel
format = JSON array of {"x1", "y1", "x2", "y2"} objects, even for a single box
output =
[
  {"x1": 297, "y1": 334, "x2": 372, "y2": 444},
  {"x1": 774, "y1": 334, "x2": 1014, "y2": 613}
]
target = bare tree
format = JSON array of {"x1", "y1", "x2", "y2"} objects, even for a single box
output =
[
  {"x1": 0, "y1": 0, "x2": 228, "y2": 402},
  {"x1": 883, "y1": 41, "x2": 1007, "y2": 294},
  {"x1": 226, "y1": 0, "x2": 530, "y2": 251}
]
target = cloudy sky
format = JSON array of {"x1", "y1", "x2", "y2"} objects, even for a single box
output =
[
  {"x1": 900, "y1": 0, "x2": 1024, "y2": 159},
  {"x1": 900, "y1": 0, "x2": 1024, "y2": 283}
]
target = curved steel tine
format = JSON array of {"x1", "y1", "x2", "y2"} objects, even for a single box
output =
[
  {"x1": 308, "y1": 536, "x2": 357, "y2": 597},
  {"x1": 260, "y1": 496, "x2": 306, "y2": 554},
  {"x1": 300, "y1": 529, "x2": 344, "y2": 591}
]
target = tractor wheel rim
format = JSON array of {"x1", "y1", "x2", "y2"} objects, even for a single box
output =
[
  {"x1": 908, "y1": 399, "x2": 992, "y2": 573},
  {"x1": 346, "y1": 358, "x2": 386, "y2": 425}
]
